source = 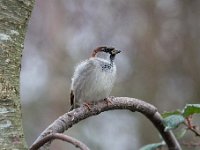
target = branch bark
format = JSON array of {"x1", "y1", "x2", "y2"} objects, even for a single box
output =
[
  {"x1": 30, "y1": 96, "x2": 182, "y2": 150},
  {"x1": 29, "y1": 133, "x2": 89, "y2": 150}
]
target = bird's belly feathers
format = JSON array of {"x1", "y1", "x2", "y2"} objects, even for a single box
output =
[
  {"x1": 84, "y1": 67, "x2": 116, "y2": 101},
  {"x1": 73, "y1": 65, "x2": 116, "y2": 102}
]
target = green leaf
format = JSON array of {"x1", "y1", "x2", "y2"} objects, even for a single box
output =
[
  {"x1": 162, "y1": 110, "x2": 182, "y2": 118},
  {"x1": 139, "y1": 142, "x2": 165, "y2": 150},
  {"x1": 163, "y1": 115, "x2": 184, "y2": 131},
  {"x1": 182, "y1": 104, "x2": 200, "y2": 117}
]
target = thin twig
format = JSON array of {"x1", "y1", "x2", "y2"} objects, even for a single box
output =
[
  {"x1": 29, "y1": 133, "x2": 89, "y2": 150},
  {"x1": 184, "y1": 117, "x2": 200, "y2": 136},
  {"x1": 30, "y1": 96, "x2": 182, "y2": 150},
  {"x1": 187, "y1": 127, "x2": 200, "y2": 136}
]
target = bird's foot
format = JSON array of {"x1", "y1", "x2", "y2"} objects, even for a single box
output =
[
  {"x1": 83, "y1": 102, "x2": 93, "y2": 110},
  {"x1": 104, "y1": 98, "x2": 113, "y2": 106}
]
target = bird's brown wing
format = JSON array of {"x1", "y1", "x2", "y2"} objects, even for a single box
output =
[{"x1": 69, "y1": 59, "x2": 96, "y2": 111}]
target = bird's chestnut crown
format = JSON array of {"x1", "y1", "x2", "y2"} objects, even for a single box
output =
[{"x1": 100, "y1": 47, "x2": 121, "y2": 55}]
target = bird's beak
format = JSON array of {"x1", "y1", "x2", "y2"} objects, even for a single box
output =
[{"x1": 116, "y1": 49, "x2": 121, "y2": 54}]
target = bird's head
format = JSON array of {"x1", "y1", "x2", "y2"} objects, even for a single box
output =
[
  {"x1": 91, "y1": 46, "x2": 121, "y2": 58},
  {"x1": 100, "y1": 47, "x2": 121, "y2": 55}
]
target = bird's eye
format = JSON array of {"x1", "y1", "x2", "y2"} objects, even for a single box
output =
[
  {"x1": 101, "y1": 47, "x2": 107, "y2": 52},
  {"x1": 101, "y1": 47, "x2": 105, "y2": 51}
]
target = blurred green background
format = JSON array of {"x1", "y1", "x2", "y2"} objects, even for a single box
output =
[{"x1": 21, "y1": 0, "x2": 200, "y2": 149}]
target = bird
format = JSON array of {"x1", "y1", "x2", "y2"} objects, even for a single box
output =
[{"x1": 69, "y1": 46, "x2": 121, "y2": 110}]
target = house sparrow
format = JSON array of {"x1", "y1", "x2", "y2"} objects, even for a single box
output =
[{"x1": 70, "y1": 46, "x2": 121, "y2": 110}]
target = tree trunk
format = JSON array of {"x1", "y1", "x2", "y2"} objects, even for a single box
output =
[{"x1": 0, "y1": 0, "x2": 34, "y2": 149}]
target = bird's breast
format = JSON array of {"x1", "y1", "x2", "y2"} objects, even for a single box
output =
[
  {"x1": 71, "y1": 58, "x2": 116, "y2": 102},
  {"x1": 87, "y1": 62, "x2": 116, "y2": 99}
]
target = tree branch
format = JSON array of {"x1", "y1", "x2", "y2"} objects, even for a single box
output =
[
  {"x1": 30, "y1": 96, "x2": 182, "y2": 150},
  {"x1": 29, "y1": 133, "x2": 89, "y2": 150},
  {"x1": 185, "y1": 117, "x2": 200, "y2": 136}
]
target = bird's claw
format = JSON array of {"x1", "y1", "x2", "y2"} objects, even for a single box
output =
[
  {"x1": 83, "y1": 102, "x2": 92, "y2": 110},
  {"x1": 104, "y1": 98, "x2": 113, "y2": 106}
]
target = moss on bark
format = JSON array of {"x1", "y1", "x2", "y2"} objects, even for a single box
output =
[{"x1": 0, "y1": 0, "x2": 34, "y2": 149}]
